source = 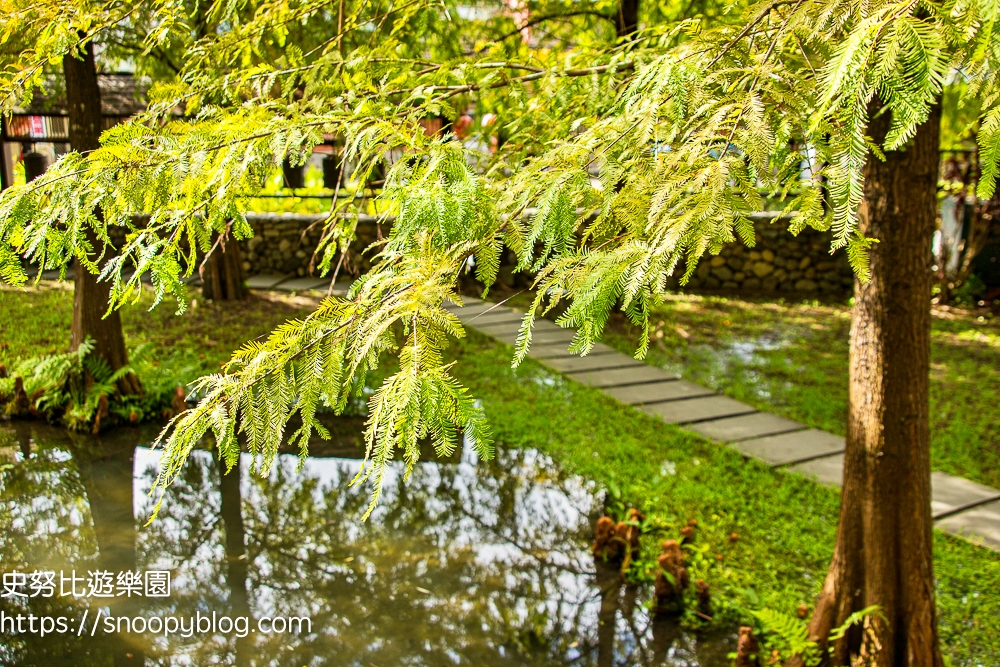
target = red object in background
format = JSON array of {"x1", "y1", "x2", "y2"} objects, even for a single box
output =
[{"x1": 28, "y1": 116, "x2": 45, "y2": 138}]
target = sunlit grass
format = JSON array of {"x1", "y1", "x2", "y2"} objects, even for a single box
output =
[
  {"x1": 589, "y1": 293, "x2": 1000, "y2": 490},
  {"x1": 448, "y1": 329, "x2": 1000, "y2": 665}
]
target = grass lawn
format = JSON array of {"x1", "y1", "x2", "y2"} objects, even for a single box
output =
[
  {"x1": 488, "y1": 286, "x2": 1000, "y2": 491},
  {"x1": 0, "y1": 282, "x2": 318, "y2": 388},
  {"x1": 449, "y1": 331, "x2": 1000, "y2": 666},
  {"x1": 2, "y1": 283, "x2": 999, "y2": 664},
  {"x1": 590, "y1": 294, "x2": 1000, "y2": 492}
]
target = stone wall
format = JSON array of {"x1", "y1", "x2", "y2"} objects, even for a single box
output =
[
  {"x1": 242, "y1": 215, "x2": 324, "y2": 277},
  {"x1": 239, "y1": 214, "x2": 384, "y2": 278},
  {"x1": 227, "y1": 213, "x2": 855, "y2": 297},
  {"x1": 681, "y1": 216, "x2": 854, "y2": 296}
]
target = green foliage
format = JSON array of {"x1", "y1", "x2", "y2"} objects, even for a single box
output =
[
  {"x1": 449, "y1": 330, "x2": 1000, "y2": 662},
  {"x1": 3, "y1": 287, "x2": 1000, "y2": 661},
  {"x1": 753, "y1": 608, "x2": 822, "y2": 665},
  {"x1": 950, "y1": 272, "x2": 988, "y2": 305},
  {"x1": 149, "y1": 240, "x2": 493, "y2": 520},
  {"x1": 0, "y1": 338, "x2": 191, "y2": 429},
  {"x1": 598, "y1": 294, "x2": 1000, "y2": 490},
  {"x1": 3, "y1": 0, "x2": 1000, "y2": 512},
  {"x1": 828, "y1": 605, "x2": 884, "y2": 642},
  {"x1": 751, "y1": 605, "x2": 881, "y2": 665}
]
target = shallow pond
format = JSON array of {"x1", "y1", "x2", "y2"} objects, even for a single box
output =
[{"x1": 0, "y1": 421, "x2": 733, "y2": 666}]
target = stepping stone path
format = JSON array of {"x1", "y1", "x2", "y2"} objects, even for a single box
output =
[
  {"x1": 734, "y1": 429, "x2": 845, "y2": 467},
  {"x1": 30, "y1": 269, "x2": 998, "y2": 552},
  {"x1": 690, "y1": 412, "x2": 804, "y2": 442},
  {"x1": 246, "y1": 273, "x2": 293, "y2": 290},
  {"x1": 276, "y1": 277, "x2": 330, "y2": 292},
  {"x1": 606, "y1": 380, "x2": 715, "y2": 405},
  {"x1": 442, "y1": 295, "x2": 1000, "y2": 552}
]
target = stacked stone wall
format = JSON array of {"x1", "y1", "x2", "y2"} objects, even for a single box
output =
[
  {"x1": 237, "y1": 215, "x2": 383, "y2": 278},
  {"x1": 122, "y1": 213, "x2": 855, "y2": 297},
  {"x1": 680, "y1": 219, "x2": 854, "y2": 296},
  {"x1": 242, "y1": 216, "x2": 324, "y2": 276}
]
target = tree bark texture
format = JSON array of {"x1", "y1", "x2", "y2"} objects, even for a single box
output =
[
  {"x1": 64, "y1": 39, "x2": 138, "y2": 392},
  {"x1": 616, "y1": 0, "x2": 639, "y2": 37},
  {"x1": 806, "y1": 102, "x2": 943, "y2": 666},
  {"x1": 201, "y1": 234, "x2": 248, "y2": 301}
]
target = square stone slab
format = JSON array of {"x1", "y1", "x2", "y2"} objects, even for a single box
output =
[
  {"x1": 732, "y1": 429, "x2": 845, "y2": 466},
  {"x1": 443, "y1": 295, "x2": 485, "y2": 306},
  {"x1": 543, "y1": 354, "x2": 642, "y2": 374},
  {"x1": 463, "y1": 309, "x2": 564, "y2": 327},
  {"x1": 446, "y1": 307, "x2": 505, "y2": 321},
  {"x1": 480, "y1": 330, "x2": 579, "y2": 350},
  {"x1": 41, "y1": 269, "x2": 73, "y2": 281},
  {"x1": 605, "y1": 380, "x2": 715, "y2": 405},
  {"x1": 528, "y1": 342, "x2": 618, "y2": 359},
  {"x1": 642, "y1": 395, "x2": 756, "y2": 424},
  {"x1": 691, "y1": 413, "x2": 805, "y2": 443},
  {"x1": 528, "y1": 329, "x2": 582, "y2": 345},
  {"x1": 247, "y1": 273, "x2": 292, "y2": 289},
  {"x1": 493, "y1": 333, "x2": 522, "y2": 346},
  {"x1": 449, "y1": 309, "x2": 499, "y2": 322},
  {"x1": 329, "y1": 281, "x2": 353, "y2": 296},
  {"x1": 472, "y1": 323, "x2": 568, "y2": 344},
  {"x1": 568, "y1": 365, "x2": 677, "y2": 388},
  {"x1": 542, "y1": 354, "x2": 645, "y2": 373},
  {"x1": 473, "y1": 320, "x2": 525, "y2": 336},
  {"x1": 931, "y1": 472, "x2": 1000, "y2": 519},
  {"x1": 277, "y1": 277, "x2": 328, "y2": 291},
  {"x1": 524, "y1": 318, "x2": 565, "y2": 332},
  {"x1": 787, "y1": 453, "x2": 844, "y2": 487},
  {"x1": 935, "y1": 500, "x2": 1000, "y2": 551},
  {"x1": 462, "y1": 310, "x2": 525, "y2": 326},
  {"x1": 467, "y1": 325, "x2": 523, "y2": 346},
  {"x1": 444, "y1": 301, "x2": 491, "y2": 316}
]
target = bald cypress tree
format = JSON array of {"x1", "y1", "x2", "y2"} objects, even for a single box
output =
[{"x1": 3, "y1": 0, "x2": 998, "y2": 661}]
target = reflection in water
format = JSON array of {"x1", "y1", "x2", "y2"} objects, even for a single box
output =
[
  {"x1": 73, "y1": 429, "x2": 147, "y2": 667},
  {"x1": 0, "y1": 422, "x2": 732, "y2": 666}
]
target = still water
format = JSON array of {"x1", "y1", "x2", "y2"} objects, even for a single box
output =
[{"x1": 0, "y1": 420, "x2": 732, "y2": 666}]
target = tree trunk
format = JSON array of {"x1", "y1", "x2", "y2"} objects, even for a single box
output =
[
  {"x1": 805, "y1": 102, "x2": 943, "y2": 666},
  {"x1": 616, "y1": 0, "x2": 639, "y2": 37},
  {"x1": 202, "y1": 233, "x2": 248, "y2": 301},
  {"x1": 64, "y1": 39, "x2": 140, "y2": 393}
]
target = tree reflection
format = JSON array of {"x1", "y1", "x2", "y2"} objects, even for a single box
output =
[
  {"x1": 0, "y1": 422, "x2": 732, "y2": 666},
  {"x1": 72, "y1": 427, "x2": 147, "y2": 666}
]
